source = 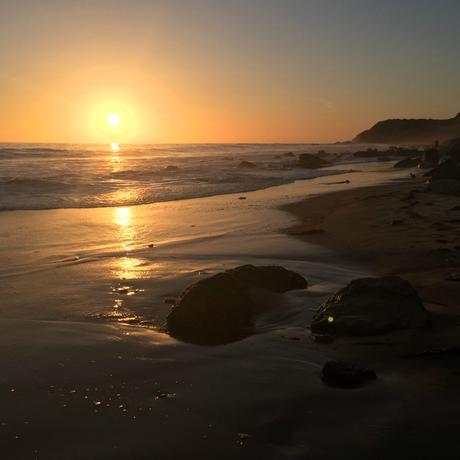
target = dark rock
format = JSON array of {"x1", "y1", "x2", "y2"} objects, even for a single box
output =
[
  {"x1": 311, "y1": 276, "x2": 428, "y2": 336},
  {"x1": 322, "y1": 361, "x2": 377, "y2": 388},
  {"x1": 164, "y1": 165, "x2": 179, "y2": 172},
  {"x1": 283, "y1": 152, "x2": 295, "y2": 157},
  {"x1": 391, "y1": 219, "x2": 404, "y2": 226},
  {"x1": 393, "y1": 157, "x2": 420, "y2": 168},
  {"x1": 238, "y1": 196, "x2": 247, "y2": 200},
  {"x1": 297, "y1": 154, "x2": 331, "y2": 169},
  {"x1": 167, "y1": 265, "x2": 307, "y2": 345},
  {"x1": 238, "y1": 160, "x2": 257, "y2": 169}
]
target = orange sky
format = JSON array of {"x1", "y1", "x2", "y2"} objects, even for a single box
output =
[{"x1": 1, "y1": 1, "x2": 459, "y2": 144}]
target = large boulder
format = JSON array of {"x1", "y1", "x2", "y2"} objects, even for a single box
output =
[
  {"x1": 311, "y1": 276, "x2": 428, "y2": 336},
  {"x1": 167, "y1": 265, "x2": 307, "y2": 345},
  {"x1": 298, "y1": 153, "x2": 331, "y2": 169}
]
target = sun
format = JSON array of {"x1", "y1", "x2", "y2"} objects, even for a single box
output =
[
  {"x1": 91, "y1": 103, "x2": 134, "y2": 142},
  {"x1": 107, "y1": 113, "x2": 121, "y2": 127}
]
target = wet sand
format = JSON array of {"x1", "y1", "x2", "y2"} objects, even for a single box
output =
[
  {"x1": 2, "y1": 163, "x2": 460, "y2": 459},
  {"x1": 282, "y1": 174, "x2": 460, "y2": 458}
]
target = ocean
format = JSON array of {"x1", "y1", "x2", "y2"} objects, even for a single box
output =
[{"x1": 0, "y1": 143, "x2": 358, "y2": 210}]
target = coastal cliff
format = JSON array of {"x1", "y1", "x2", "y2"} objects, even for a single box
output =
[{"x1": 354, "y1": 112, "x2": 460, "y2": 144}]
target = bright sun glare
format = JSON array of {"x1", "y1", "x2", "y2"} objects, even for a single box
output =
[{"x1": 107, "y1": 113, "x2": 121, "y2": 127}]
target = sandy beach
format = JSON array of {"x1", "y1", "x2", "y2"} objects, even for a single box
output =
[
  {"x1": 2, "y1": 161, "x2": 460, "y2": 459},
  {"x1": 283, "y1": 177, "x2": 460, "y2": 311},
  {"x1": 3, "y1": 2, "x2": 460, "y2": 458}
]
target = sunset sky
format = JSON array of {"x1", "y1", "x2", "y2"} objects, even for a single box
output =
[{"x1": 1, "y1": 0, "x2": 460, "y2": 144}]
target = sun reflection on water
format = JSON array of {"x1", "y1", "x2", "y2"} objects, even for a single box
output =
[
  {"x1": 114, "y1": 257, "x2": 151, "y2": 280},
  {"x1": 113, "y1": 207, "x2": 136, "y2": 253},
  {"x1": 115, "y1": 207, "x2": 131, "y2": 226}
]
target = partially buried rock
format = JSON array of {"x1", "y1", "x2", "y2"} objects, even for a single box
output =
[
  {"x1": 311, "y1": 276, "x2": 429, "y2": 336},
  {"x1": 167, "y1": 265, "x2": 307, "y2": 345},
  {"x1": 322, "y1": 361, "x2": 377, "y2": 388}
]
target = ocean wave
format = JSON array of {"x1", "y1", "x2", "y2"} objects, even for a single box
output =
[
  {"x1": 0, "y1": 176, "x2": 73, "y2": 192},
  {"x1": 0, "y1": 169, "x2": 349, "y2": 211},
  {"x1": 0, "y1": 142, "x2": 369, "y2": 211}
]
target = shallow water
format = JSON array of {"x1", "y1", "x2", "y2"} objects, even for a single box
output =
[
  {"x1": 0, "y1": 162, "x2": 405, "y2": 327},
  {"x1": 0, "y1": 142, "x2": 378, "y2": 210}
]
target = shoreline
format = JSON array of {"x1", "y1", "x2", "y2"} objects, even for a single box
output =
[{"x1": 281, "y1": 176, "x2": 460, "y2": 312}]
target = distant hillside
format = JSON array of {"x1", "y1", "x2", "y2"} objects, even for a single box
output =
[{"x1": 353, "y1": 113, "x2": 460, "y2": 144}]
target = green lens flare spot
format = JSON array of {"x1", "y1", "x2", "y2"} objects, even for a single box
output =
[{"x1": 327, "y1": 316, "x2": 334, "y2": 323}]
